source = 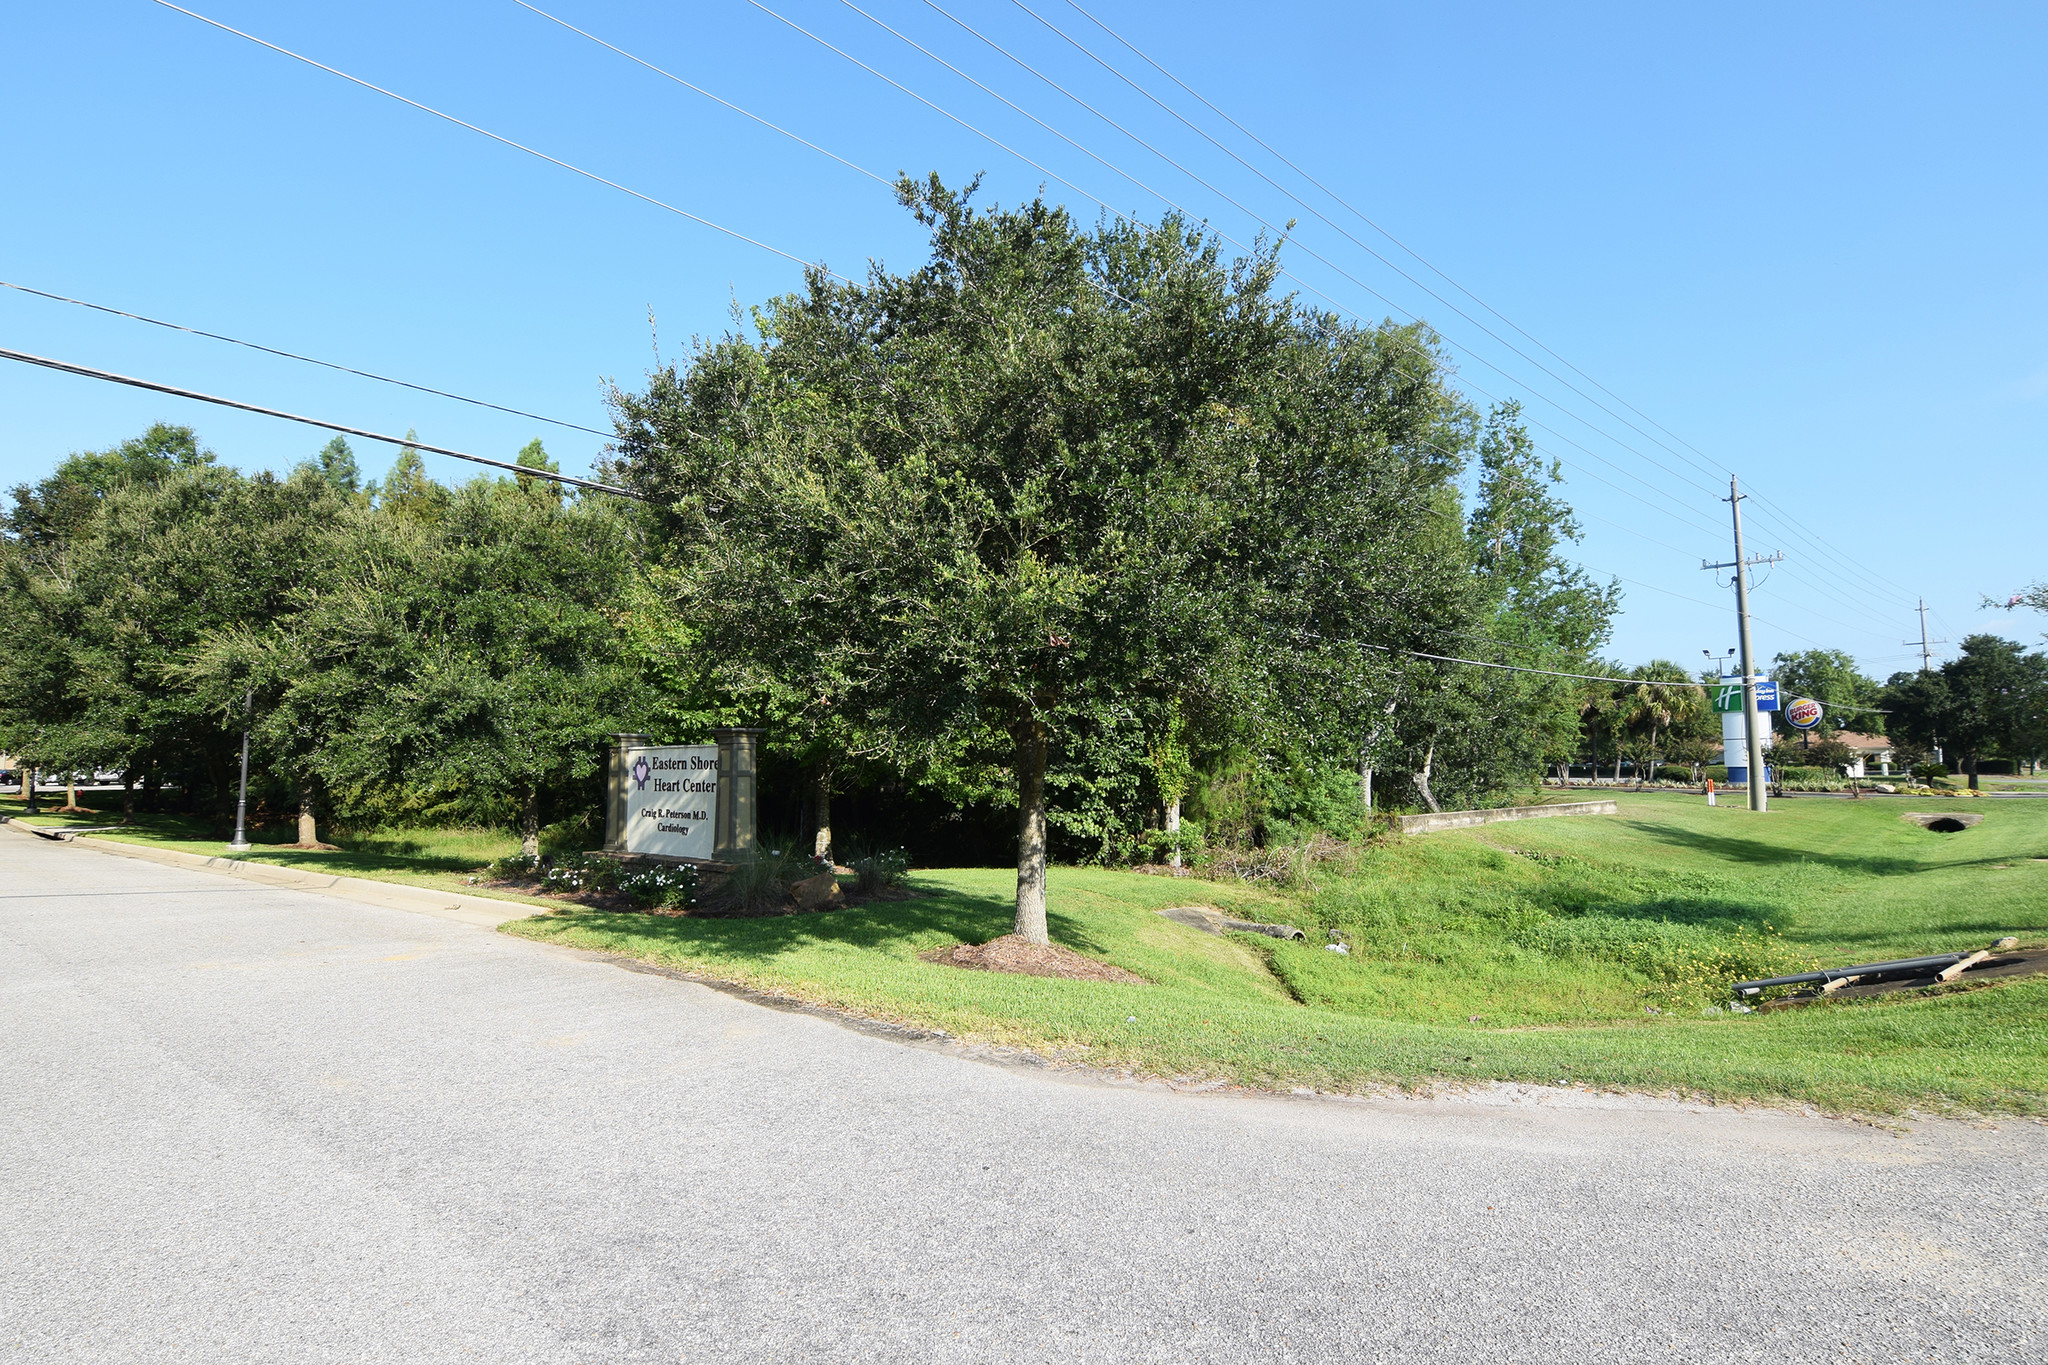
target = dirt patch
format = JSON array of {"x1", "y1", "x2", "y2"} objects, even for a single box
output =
[{"x1": 923, "y1": 934, "x2": 1146, "y2": 985}]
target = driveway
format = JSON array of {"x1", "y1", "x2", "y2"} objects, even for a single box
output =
[{"x1": 2, "y1": 832, "x2": 2041, "y2": 1363}]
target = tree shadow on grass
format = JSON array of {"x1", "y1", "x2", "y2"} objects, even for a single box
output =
[
  {"x1": 1620, "y1": 820, "x2": 1923, "y2": 877},
  {"x1": 527, "y1": 876, "x2": 1126, "y2": 963}
]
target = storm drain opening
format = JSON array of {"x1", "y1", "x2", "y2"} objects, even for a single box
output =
[{"x1": 1901, "y1": 811, "x2": 1983, "y2": 832}]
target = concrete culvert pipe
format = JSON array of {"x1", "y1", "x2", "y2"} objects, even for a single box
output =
[{"x1": 1900, "y1": 811, "x2": 1984, "y2": 831}]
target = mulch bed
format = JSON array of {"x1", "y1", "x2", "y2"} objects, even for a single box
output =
[
  {"x1": 476, "y1": 876, "x2": 643, "y2": 913},
  {"x1": 923, "y1": 933, "x2": 1146, "y2": 984}
]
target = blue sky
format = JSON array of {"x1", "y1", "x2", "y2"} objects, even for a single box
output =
[{"x1": 4, "y1": 1, "x2": 2043, "y2": 677}]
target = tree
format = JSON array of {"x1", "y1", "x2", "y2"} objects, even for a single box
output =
[
  {"x1": 1770, "y1": 648, "x2": 1883, "y2": 744},
  {"x1": 611, "y1": 177, "x2": 1477, "y2": 941},
  {"x1": 305, "y1": 436, "x2": 362, "y2": 495},
  {"x1": 377, "y1": 437, "x2": 449, "y2": 525},
  {"x1": 1885, "y1": 636, "x2": 2048, "y2": 789},
  {"x1": 255, "y1": 476, "x2": 647, "y2": 856},
  {"x1": 513, "y1": 438, "x2": 564, "y2": 506},
  {"x1": 1619, "y1": 662, "x2": 1706, "y2": 781},
  {"x1": 0, "y1": 428, "x2": 337, "y2": 824},
  {"x1": 1937, "y1": 635, "x2": 2048, "y2": 788},
  {"x1": 3, "y1": 422, "x2": 213, "y2": 554}
]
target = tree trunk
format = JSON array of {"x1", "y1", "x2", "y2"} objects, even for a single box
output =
[
  {"x1": 1414, "y1": 742, "x2": 1441, "y2": 814},
  {"x1": 520, "y1": 785, "x2": 541, "y2": 859},
  {"x1": 1013, "y1": 720, "x2": 1050, "y2": 945},
  {"x1": 66, "y1": 772, "x2": 78, "y2": 810},
  {"x1": 1360, "y1": 699, "x2": 1395, "y2": 816},
  {"x1": 122, "y1": 770, "x2": 136, "y2": 824},
  {"x1": 298, "y1": 787, "x2": 318, "y2": 846},
  {"x1": 812, "y1": 765, "x2": 833, "y2": 864},
  {"x1": 1166, "y1": 795, "x2": 1183, "y2": 870},
  {"x1": 20, "y1": 767, "x2": 30, "y2": 800},
  {"x1": 1967, "y1": 755, "x2": 1980, "y2": 791}
]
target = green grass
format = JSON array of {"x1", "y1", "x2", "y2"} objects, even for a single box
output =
[
  {"x1": 0, "y1": 798, "x2": 557, "y2": 906},
  {"x1": 499, "y1": 792, "x2": 2048, "y2": 1114},
  {"x1": 11, "y1": 790, "x2": 2044, "y2": 1113}
]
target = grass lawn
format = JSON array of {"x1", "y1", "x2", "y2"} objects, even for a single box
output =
[
  {"x1": 11, "y1": 790, "x2": 2044, "y2": 1113},
  {"x1": 0, "y1": 798, "x2": 559, "y2": 909},
  {"x1": 501, "y1": 792, "x2": 2048, "y2": 1115}
]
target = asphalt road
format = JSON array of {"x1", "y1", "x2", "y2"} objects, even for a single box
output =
[{"x1": 3, "y1": 833, "x2": 2043, "y2": 1364}]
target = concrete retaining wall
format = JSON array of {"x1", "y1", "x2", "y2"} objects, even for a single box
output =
[{"x1": 1395, "y1": 800, "x2": 1618, "y2": 835}]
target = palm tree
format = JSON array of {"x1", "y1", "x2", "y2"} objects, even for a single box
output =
[{"x1": 1624, "y1": 663, "x2": 1707, "y2": 782}]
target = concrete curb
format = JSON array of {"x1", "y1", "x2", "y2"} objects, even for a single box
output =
[
  {"x1": 4, "y1": 819, "x2": 540, "y2": 929},
  {"x1": 1395, "y1": 799, "x2": 1619, "y2": 834}
]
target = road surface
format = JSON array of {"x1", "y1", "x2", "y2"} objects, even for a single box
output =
[{"x1": 2, "y1": 831, "x2": 2042, "y2": 1363}]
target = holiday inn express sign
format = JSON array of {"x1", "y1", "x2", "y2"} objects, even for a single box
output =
[
  {"x1": 1712, "y1": 680, "x2": 1778, "y2": 713},
  {"x1": 620, "y1": 743, "x2": 718, "y2": 860}
]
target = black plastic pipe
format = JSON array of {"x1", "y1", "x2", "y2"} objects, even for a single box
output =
[{"x1": 1733, "y1": 953, "x2": 1970, "y2": 997}]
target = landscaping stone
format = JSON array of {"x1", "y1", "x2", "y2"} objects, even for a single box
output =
[{"x1": 790, "y1": 870, "x2": 844, "y2": 912}]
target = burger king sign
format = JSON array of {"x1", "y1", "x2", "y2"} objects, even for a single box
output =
[{"x1": 1786, "y1": 696, "x2": 1824, "y2": 731}]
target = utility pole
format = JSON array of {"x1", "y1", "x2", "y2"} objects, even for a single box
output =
[
  {"x1": 1904, "y1": 599, "x2": 1948, "y2": 765},
  {"x1": 1702, "y1": 476, "x2": 1782, "y2": 812},
  {"x1": 1905, "y1": 598, "x2": 1945, "y2": 674}
]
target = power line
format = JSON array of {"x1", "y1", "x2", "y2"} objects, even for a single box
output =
[
  {"x1": 0, "y1": 279, "x2": 611, "y2": 438},
  {"x1": 507, "y1": 0, "x2": 891, "y2": 189},
  {"x1": 812, "y1": 0, "x2": 1738, "y2": 552},
  {"x1": 0, "y1": 346, "x2": 642, "y2": 499},
  {"x1": 933, "y1": 0, "x2": 1743, "y2": 514},
  {"x1": 1006, "y1": 0, "x2": 1725, "y2": 502},
  {"x1": 846, "y1": 0, "x2": 1803, "y2": 571},
  {"x1": 1352, "y1": 640, "x2": 1885, "y2": 712},
  {"x1": 154, "y1": 2, "x2": 848, "y2": 283},
  {"x1": 1056, "y1": 0, "x2": 1927, "y2": 613},
  {"x1": 742, "y1": 0, "x2": 1129, "y2": 220}
]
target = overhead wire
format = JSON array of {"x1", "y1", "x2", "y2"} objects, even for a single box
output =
[
  {"x1": 0, "y1": 346, "x2": 642, "y2": 498},
  {"x1": 160, "y1": 0, "x2": 1889, "y2": 660},
  {"x1": 1023, "y1": 9, "x2": 1925, "y2": 634},
  {"x1": 509, "y1": 0, "x2": 891, "y2": 189},
  {"x1": 1002, "y1": 0, "x2": 1725, "y2": 502},
  {"x1": 1054, "y1": 0, "x2": 1922, "y2": 614},
  {"x1": 789, "y1": 0, "x2": 1735, "y2": 548},
  {"x1": 1052, "y1": 0, "x2": 1732, "y2": 490},
  {"x1": 827, "y1": 0, "x2": 1796, "y2": 562},
  {"x1": 0, "y1": 279, "x2": 610, "y2": 438},
  {"x1": 153, "y1": 2, "x2": 852, "y2": 283}
]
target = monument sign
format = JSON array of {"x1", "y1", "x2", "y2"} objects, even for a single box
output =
[
  {"x1": 620, "y1": 743, "x2": 719, "y2": 860},
  {"x1": 602, "y1": 728, "x2": 761, "y2": 864}
]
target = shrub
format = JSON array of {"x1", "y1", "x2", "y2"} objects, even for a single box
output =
[
  {"x1": 848, "y1": 846, "x2": 911, "y2": 894},
  {"x1": 480, "y1": 851, "x2": 698, "y2": 909},
  {"x1": 714, "y1": 846, "x2": 811, "y2": 914},
  {"x1": 1912, "y1": 762, "x2": 1949, "y2": 784}
]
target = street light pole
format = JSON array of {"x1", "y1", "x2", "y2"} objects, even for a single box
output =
[{"x1": 228, "y1": 687, "x2": 253, "y2": 852}]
